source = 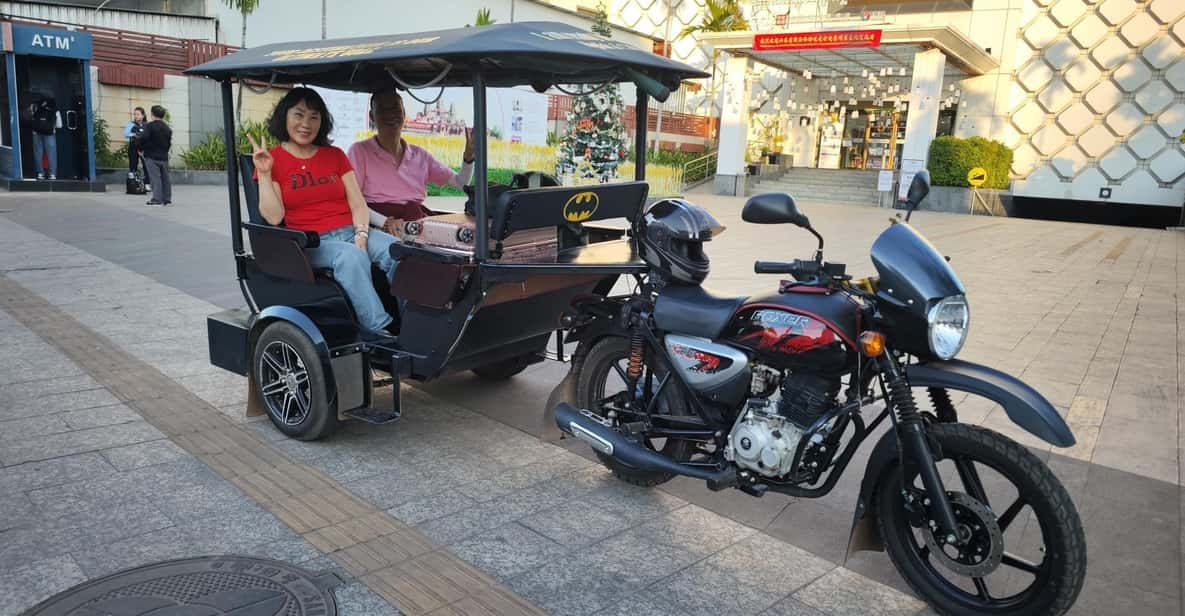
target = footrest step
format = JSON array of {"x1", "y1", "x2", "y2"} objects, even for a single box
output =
[{"x1": 344, "y1": 407, "x2": 401, "y2": 424}]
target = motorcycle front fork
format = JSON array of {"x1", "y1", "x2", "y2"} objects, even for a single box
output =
[{"x1": 880, "y1": 354, "x2": 964, "y2": 546}]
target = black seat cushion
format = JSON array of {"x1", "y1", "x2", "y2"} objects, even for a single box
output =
[{"x1": 653, "y1": 284, "x2": 746, "y2": 339}]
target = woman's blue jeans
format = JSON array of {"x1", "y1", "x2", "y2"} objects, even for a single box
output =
[{"x1": 307, "y1": 225, "x2": 399, "y2": 333}]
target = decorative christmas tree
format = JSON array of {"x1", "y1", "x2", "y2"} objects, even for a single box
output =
[{"x1": 556, "y1": 3, "x2": 628, "y2": 183}]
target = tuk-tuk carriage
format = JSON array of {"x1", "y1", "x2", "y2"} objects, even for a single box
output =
[{"x1": 189, "y1": 22, "x2": 708, "y2": 440}]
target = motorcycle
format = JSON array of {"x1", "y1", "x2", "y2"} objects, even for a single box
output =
[{"x1": 553, "y1": 171, "x2": 1086, "y2": 616}]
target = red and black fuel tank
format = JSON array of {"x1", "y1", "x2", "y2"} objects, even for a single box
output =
[{"x1": 725, "y1": 288, "x2": 861, "y2": 374}]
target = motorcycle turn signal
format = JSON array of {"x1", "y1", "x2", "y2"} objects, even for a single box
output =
[{"x1": 859, "y1": 331, "x2": 886, "y2": 357}]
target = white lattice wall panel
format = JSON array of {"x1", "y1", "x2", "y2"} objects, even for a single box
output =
[
  {"x1": 614, "y1": 0, "x2": 795, "y2": 117},
  {"x1": 1011, "y1": 0, "x2": 1185, "y2": 206}
]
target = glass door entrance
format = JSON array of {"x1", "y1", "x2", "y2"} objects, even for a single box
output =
[{"x1": 817, "y1": 106, "x2": 908, "y2": 170}]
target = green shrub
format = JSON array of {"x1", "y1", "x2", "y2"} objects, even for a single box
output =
[
  {"x1": 178, "y1": 121, "x2": 273, "y2": 170},
  {"x1": 927, "y1": 136, "x2": 1012, "y2": 190},
  {"x1": 180, "y1": 132, "x2": 227, "y2": 170}
]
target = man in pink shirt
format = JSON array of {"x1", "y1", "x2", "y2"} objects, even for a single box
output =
[{"x1": 348, "y1": 91, "x2": 474, "y2": 235}]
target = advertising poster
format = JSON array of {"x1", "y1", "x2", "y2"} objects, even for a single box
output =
[
  {"x1": 312, "y1": 86, "x2": 549, "y2": 151},
  {"x1": 817, "y1": 114, "x2": 843, "y2": 169}
]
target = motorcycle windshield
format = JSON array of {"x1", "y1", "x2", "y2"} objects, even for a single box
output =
[{"x1": 870, "y1": 223, "x2": 965, "y2": 311}]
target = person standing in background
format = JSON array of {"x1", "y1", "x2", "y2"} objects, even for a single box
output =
[
  {"x1": 27, "y1": 94, "x2": 61, "y2": 180},
  {"x1": 124, "y1": 107, "x2": 146, "y2": 178},
  {"x1": 139, "y1": 105, "x2": 173, "y2": 207}
]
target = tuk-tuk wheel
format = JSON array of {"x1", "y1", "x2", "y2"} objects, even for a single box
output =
[
  {"x1": 471, "y1": 354, "x2": 534, "y2": 381},
  {"x1": 253, "y1": 321, "x2": 338, "y2": 441}
]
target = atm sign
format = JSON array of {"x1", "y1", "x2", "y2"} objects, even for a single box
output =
[{"x1": 753, "y1": 30, "x2": 883, "y2": 52}]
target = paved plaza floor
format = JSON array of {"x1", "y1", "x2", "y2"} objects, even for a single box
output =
[{"x1": 0, "y1": 184, "x2": 1181, "y2": 615}]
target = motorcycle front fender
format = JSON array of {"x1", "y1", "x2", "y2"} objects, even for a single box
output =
[
  {"x1": 907, "y1": 359, "x2": 1074, "y2": 447},
  {"x1": 846, "y1": 358, "x2": 1075, "y2": 555}
]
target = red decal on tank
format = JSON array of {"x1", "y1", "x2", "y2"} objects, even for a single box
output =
[
  {"x1": 738, "y1": 310, "x2": 840, "y2": 355},
  {"x1": 672, "y1": 344, "x2": 724, "y2": 373}
]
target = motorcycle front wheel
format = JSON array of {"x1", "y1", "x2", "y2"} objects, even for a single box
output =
[{"x1": 876, "y1": 423, "x2": 1086, "y2": 616}]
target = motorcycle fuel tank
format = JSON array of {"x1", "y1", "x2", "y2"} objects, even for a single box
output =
[{"x1": 726, "y1": 290, "x2": 859, "y2": 374}]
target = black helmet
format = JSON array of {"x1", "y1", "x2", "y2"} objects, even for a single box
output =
[{"x1": 638, "y1": 198, "x2": 725, "y2": 285}]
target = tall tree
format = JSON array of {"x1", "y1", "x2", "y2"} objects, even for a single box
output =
[{"x1": 222, "y1": 0, "x2": 262, "y2": 120}]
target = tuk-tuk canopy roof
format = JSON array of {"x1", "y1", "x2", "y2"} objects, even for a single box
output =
[{"x1": 186, "y1": 21, "x2": 709, "y2": 94}]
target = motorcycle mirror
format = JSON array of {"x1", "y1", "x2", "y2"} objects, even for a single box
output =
[
  {"x1": 742, "y1": 192, "x2": 811, "y2": 229},
  {"x1": 904, "y1": 169, "x2": 931, "y2": 222}
]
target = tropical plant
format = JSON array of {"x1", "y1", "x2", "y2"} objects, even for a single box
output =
[
  {"x1": 677, "y1": 0, "x2": 749, "y2": 39},
  {"x1": 180, "y1": 132, "x2": 227, "y2": 170},
  {"x1": 222, "y1": 0, "x2": 263, "y2": 119},
  {"x1": 179, "y1": 120, "x2": 273, "y2": 171},
  {"x1": 92, "y1": 116, "x2": 121, "y2": 168},
  {"x1": 473, "y1": 7, "x2": 496, "y2": 27}
]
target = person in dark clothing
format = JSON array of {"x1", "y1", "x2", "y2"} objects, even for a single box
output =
[
  {"x1": 26, "y1": 94, "x2": 61, "y2": 180},
  {"x1": 123, "y1": 106, "x2": 146, "y2": 176},
  {"x1": 139, "y1": 105, "x2": 173, "y2": 206}
]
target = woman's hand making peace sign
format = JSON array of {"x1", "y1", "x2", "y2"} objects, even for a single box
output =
[{"x1": 247, "y1": 134, "x2": 274, "y2": 176}]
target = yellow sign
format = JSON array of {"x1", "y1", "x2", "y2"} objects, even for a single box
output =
[
  {"x1": 967, "y1": 167, "x2": 988, "y2": 187},
  {"x1": 563, "y1": 191, "x2": 600, "y2": 222}
]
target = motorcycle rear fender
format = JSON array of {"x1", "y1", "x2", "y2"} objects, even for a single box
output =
[
  {"x1": 846, "y1": 359, "x2": 1075, "y2": 555},
  {"x1": 563, "y1": 296, "x2": 630, "y2": 345},
  {"x1": 543, "y1": 303, "x2": 631, "y2": 441}
]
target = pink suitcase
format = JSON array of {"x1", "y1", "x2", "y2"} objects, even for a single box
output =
[{"x1": 397, "y1": 213, "x2": 558, "y2": 262}]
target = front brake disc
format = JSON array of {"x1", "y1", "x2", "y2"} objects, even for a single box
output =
[{"x1": 922, "y1": 491, "x2": 1005, "y2": 577}]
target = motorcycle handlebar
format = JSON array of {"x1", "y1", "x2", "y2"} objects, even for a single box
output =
[
  {"x1": 753, "y1": 259, "x2": 821, "y2": 278},
  {"x1": 754, "y1": 261, "x2": 796, "y2": 274}
]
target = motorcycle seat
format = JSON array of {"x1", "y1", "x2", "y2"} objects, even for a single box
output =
[{"x1": 654, "y1": 284, "x2": 746, "y2": 339}]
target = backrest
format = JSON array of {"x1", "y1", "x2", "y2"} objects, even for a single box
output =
[
  {"x1": 236, "y1": 154, "x2": 318, "y2": 285},
  {"x1": 489, "y1": 181, "x2": 649, "y2": 241},
  {"x1": 238, "y1": 153, "x2": 265, "y2": 225}
]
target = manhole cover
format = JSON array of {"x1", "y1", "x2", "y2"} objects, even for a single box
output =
[{"x1": 24, "y1": 556, "x2": 342, "y2": 616}]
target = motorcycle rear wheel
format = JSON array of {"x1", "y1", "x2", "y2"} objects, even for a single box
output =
[
  {"x1": 876, "y1": 423, "x2": 1085, "y2": 616},
  {"x1": 575, "y1": 336, "x2": 695, "y2": 487}
]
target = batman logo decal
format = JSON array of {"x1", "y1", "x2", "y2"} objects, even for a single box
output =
[{"x1": 563, "y1": 191, "x2": 600, "y2": 222}]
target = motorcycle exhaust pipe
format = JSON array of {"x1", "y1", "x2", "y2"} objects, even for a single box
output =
[{"x1": 554, "y1": 403, "x2": 733, "y2": 483}]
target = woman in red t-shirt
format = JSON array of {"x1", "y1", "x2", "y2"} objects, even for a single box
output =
[{"x1": 251, "y1": 87, "x2": 399, "y2": 336}]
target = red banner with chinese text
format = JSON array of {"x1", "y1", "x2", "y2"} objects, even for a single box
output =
[{"x1": 753, "y1": 30, "x2": 883, "y2": 52}]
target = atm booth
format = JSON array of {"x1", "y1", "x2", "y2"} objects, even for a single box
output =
[{"x1": 0, "y1": 21, "x2": 100, "y2": 190}]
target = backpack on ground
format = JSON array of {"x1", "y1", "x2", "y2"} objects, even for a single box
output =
[{"x1": 126, "y1": 170, "x2": 147, "y2": 195}]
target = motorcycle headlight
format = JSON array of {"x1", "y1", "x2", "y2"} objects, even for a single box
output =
[{"x1": 928, "y1": 295, "x2": 969, "y2": 360}]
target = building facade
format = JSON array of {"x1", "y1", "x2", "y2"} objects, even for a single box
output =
[{"x1": 608, "y1": 0, "x2": 1184, "y2": 209}]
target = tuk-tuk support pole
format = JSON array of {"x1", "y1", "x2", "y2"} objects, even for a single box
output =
[
  {"x1": 472, "y1": 70, "x2": 489, "y2": 261},
  {"x1": 221, "y1": 79, "x2": 244, "y2": 256},
  {"x1": 634, "y1": 90, "x2": 648, "y2": 181}
]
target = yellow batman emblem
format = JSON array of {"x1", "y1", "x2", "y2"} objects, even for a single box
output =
[{"x1": 563, "y1": 191, "x2": 600, "y2": 223}]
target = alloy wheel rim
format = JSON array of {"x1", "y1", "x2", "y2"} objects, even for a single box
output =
[{"x1": 259, "y1": 340, "x2": 311, "y2": 426}]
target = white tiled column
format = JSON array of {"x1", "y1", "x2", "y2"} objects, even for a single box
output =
[
  {"x1": 900, "y1": 49, "x2": 946, "y2": 195},
  {"x1": 714, "y1": 53, "x2": 752, "y2": 196}
]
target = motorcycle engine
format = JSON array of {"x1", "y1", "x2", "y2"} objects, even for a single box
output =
[{"x1": 727, "y1": 372, "x2": 841, "y2": 478}]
